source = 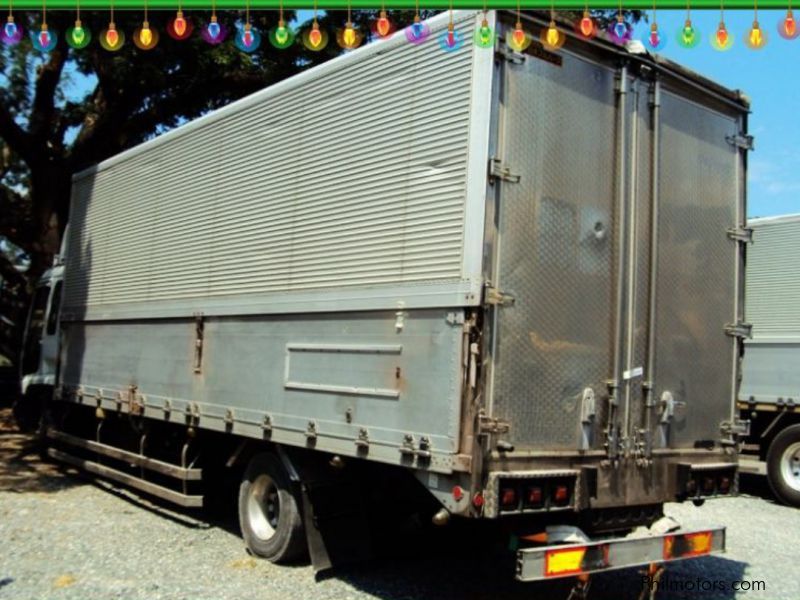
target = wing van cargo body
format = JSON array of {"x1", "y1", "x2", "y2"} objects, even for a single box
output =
[
  {"x1": 29, "y1": 10, "x2": 749, "y2": 583},
  {"x1": 738, "y1": 214, "x2": 800, "y2": 507}
]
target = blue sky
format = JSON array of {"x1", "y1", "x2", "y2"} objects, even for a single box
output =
[
  {"x1": 630, "y1": 10, "x2": 799, "y2": 218},
  {"x1": 58, "y1": 10, "x2": 798, "y2": 219}
]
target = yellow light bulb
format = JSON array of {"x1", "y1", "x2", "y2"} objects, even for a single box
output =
[
  {"x1": 749, "y1": 21, "x2": 764, "y2": 47},
  {"x1": 343, "y1": 22, "x2": 356, "y2": 47},
  {"x1": 276, "y1": 20, "x2": 288, "y2": 44},
  {"x1": 140, "y1": 22, "x2": 153, "y2": 46},
  {"x1": 546, "y1": 22, "x2": 559, "y2": 47}
]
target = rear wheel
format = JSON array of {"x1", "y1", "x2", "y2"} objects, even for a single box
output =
[
  {"x1": 766, "y1": 424, "x2": 800, "y2": 508},
  {"x1": 238, "y1": 452, "x2": 307, "y2": 562}
]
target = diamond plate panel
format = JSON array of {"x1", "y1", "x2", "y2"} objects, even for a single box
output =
[
  {"x1": 653, "y1": 92, "x2": 738, "y2": 447},
  {"x1": 491, "y1": 52, "x2": 618, "y2": 450}
]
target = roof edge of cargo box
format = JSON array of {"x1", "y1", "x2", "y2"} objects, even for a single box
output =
[
  {"x1": 748, "y1": 213, "x2": 800, "y2": 227},
  {"x1": 509, "y1": 10, "x2": 749, "y2": 112},
  {"x1": 71, "y1": 9, "x2": 480, "y2": 183},
  {"x1": 73, "y1": 9, "x2": 748, "y2": 184}
]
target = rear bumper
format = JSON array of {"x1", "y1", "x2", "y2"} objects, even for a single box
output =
[{"x1": 516, "y1": 526, "x2": 726, "y2": 582}]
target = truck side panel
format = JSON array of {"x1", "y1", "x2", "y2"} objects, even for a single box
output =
[{"x1": 59, "y1": 308, "x2": 466, "y2": 473}]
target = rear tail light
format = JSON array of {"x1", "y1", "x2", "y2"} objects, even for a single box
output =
[
  {"x1": 718, "y1": 476, "x2": 731, "y2": 494},
  {"x1": 702, "y1": 476, "x2": 715, "y2": 494},
  {"x1": 524, "y1": 486, "x2": 543, "y2": 508},
  {"x1": 501, "y1": 487, "x2": 518, "y2": 509},
  {"x1": 553, "y1": 484, "x2": 570, "y2": 506},
  {"x1": 685, "y1": 479, "x2": 698, "y2": 496}
]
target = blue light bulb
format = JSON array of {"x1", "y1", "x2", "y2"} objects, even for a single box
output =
[
  {"x1": 4, "y1": 21, "x2": 17, "y2": 39},
  {"x1": 411, "y1": 22, "x2": 423, "y2": 39},
  {"x1": 614, "y1": 21, "x2": 627, "y2": 39},
  {"x1": 208, "y1": 21, "x2": 221, "y2": 40}
]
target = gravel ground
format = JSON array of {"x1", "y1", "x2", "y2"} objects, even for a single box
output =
[{"x1": 1, "y1": 406, "x2": 797, "y2": 600}]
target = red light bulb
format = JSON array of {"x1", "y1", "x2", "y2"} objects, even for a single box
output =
[
  {"x1": 785, "y1": 11, "x2": 797, "y2": 37},
  {"x1": 716, "y1": 22, "x2": 728, "y2": 46},
  {"x1": 512, "y1": 27, "x2": 525, "y2": 47},
  {"x1": 174, "y1": 11, "x2": 187, "y2": 37},
  {"x1": 106, "y1": 25, "x2": 118, "y2": 46},
  {"x1": 376, "y1": 10, "x2": 390, "y2": 37},
  {"x1": 309, "y1": 25, "x2": 322, "y2": 48},
  {"x1": 579, "y1": 12, "x2": 594, "y2": 38}
]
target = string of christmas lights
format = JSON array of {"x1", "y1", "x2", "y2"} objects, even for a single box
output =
[{"x1": 2, "y1": 4, "x2": 799, "y2": 52}]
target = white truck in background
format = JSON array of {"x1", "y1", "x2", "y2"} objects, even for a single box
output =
[{"x1": 739, "y1": 214, "x2": 800, "y2": 507}]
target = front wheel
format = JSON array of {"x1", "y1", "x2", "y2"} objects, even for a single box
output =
[
  {"x1": 766, "y1": 424, "x2": 800, "y2": 508},
  {"x1": 238, "y1": 452, "x2": 307, "y2": 562}
]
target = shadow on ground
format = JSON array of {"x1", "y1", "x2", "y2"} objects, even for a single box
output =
[
  {"x1": 0, "y1": 408, "x2": 81, "y2": 494},
  {"x1": 0, "y1": 407, "x2": 752, "y2": 600}
]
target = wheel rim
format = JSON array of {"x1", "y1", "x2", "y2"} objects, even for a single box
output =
[
  {"x1": 780, "y1": 441, "x2": 800, "y2": 493},
  {"x1": 247, "y1": 474, "x2": 281, "y2": 541}
]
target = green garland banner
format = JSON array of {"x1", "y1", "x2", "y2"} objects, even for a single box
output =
[{"x1": 3, "y1": 2, "x2": 797, "y2": 9}]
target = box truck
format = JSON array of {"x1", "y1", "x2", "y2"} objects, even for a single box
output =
[
  {"x1": 20, "y1": 9, "x2": 751, "y2": 588},
  {"x1": 739, "y1": 214, "x2": 800, "y2": 507}
]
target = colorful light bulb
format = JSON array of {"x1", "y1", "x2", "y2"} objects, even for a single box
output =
[
  {"x1": 716, "y1": 22, "x2": 728, "y2": 46},
  {"x1": 747, "y1": 20, "x2": 766, "y2": 49},
  {"x1": 446, "y1": 26, "x2": 455, "y2": 48},
  {"x1": 38, "y1": 24, "x2": 50, "y2": 47},
  {"x1": 72, "y1": 20, "x2": 85, "y2": 44},
  {"x1": 782, "y1": 10, "x2": 797, "y2": 38},
  {"x1": 4, "y1": 16, "x2": 16, "y2": 39},
  {"x1": 579, "y1": 12, "x2": 595, "y2": 38},
  {"x1": 275, "y1": 20, "x2": 288, "y2": 44},
  {"x1": 613, "y1": 19, "x2": 627, "y2": 40},
  {"x1": 174, "y1": 11, "x2": 187, "y2": 36},
  {"x1": 649, "y1": 24, "x2": 660, "y2": 47},
  {"x1": 343, "y1": 22, "x2": 355, "y2": 47},
  {"x1": 376, "y1": 10, "x2": 391, "y2": 37},
  {"x1": 474, "y1": 17, "x2": 494, "y2": 48},
  {"x1": 140, "y1": 21, "x2": 153, "y2": 46},
  {"x1": 309, "y1": 22, "x2": 322, "y2": 47},
  {"x1": 546, "y1": 21, "x2": 559, "y2": 47},
  {"x1": 106, "y1": 23, "x2": 119, "y2": 46},
  {"x1": 678, "y1": 18, "x2": 700, "y2": 48},
  {"x1": 479, "y1": 20, "x2": 491, "y2": 44},
  {"x1": 411, "y1": 20, "x2": 423, "y2": 39},
  {"x1": 243, "y1": 23, "x2": 253, "y2": 47},
  {"x1": 208, "y1": 17, "x2": 221, "y2": 40},
  {"x1": 512, "y1": 23, "x2": 526, "y2": 47}
]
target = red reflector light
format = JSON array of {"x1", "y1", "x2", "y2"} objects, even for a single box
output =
[
  {"x1": 472, "y1": 493, "x2": 485, "y2": 508},
  {"x1": 553, "y1": 484, "x2": 569, "y2": 505},
  {"x1": 702, "y1": 477, "x2": 715, "y2": 494},
  {"x1": 718, "y1": 476, "x2": 731, "y2": 494},
  {"x1": 526, "y1": 486, "x2": 543, "y2": 507},
  {"x1": 452, "y1": 486, "x2": 464, "y2": 501},
  {"x1": 501, "y1": 487, "x2": 517, "y2": 509}
]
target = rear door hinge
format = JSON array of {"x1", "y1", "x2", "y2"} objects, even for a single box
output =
[
  {"x1": 489, "y1": 157, "x2": 521, "y2": 184},
  {"x1": 727, "y1": 227, "x2": 753, "y2": 243},
  {"x1": 726, "y1": 134, "x2": 754, "y2": 151},
  {"x1": 478, "y1": 411, "x2": 511, "y2": 435},
  {"x1": 485, "y1": 286, "x2": 516, "y2": 307},
  {"x1": 725, "y1": 322, "x2": 753, "y2": 339}
]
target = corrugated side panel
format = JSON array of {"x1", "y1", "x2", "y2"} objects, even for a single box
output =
[
  {"x1": 64, "y1": 15, "x2": 480, "y2": 315},
  {"x1": 747, "y1": 218, "x2": 800, "y2": 338}
]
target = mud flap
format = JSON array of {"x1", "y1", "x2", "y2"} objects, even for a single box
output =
[{"x1": 301, "y1": 478, "x2": 374, "y2": 572}]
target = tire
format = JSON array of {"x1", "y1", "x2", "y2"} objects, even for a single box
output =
[
  {"x1": 766, "y1": 424, "x2": 800, "y2": 508},
  {"x1": 238, "y1": 452, "x2": 307, "y2": 562}
]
